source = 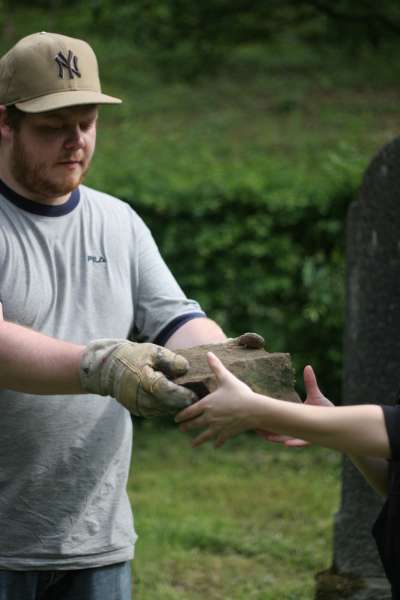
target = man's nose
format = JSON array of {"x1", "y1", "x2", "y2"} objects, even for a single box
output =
[{"x1": 64, "y1": 126, "x2": 85, "y2": 149}]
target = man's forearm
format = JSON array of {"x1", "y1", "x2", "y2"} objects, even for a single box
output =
[{"x1": 0, "y1": 319, "x2": 84, "y2": 394}]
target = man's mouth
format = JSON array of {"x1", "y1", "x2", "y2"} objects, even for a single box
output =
[
  {"x1": 57, "y1": 159, "x2": 83, "y2": 169},
  {"x1": 59, "y1": 159, "x2": 82, "y2": 164}
]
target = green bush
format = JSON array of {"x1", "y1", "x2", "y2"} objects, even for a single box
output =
[{"x1": 124, "y1": 146, "x2": 361, "y2": 401}]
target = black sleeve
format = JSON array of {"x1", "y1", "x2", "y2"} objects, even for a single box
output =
[{"x1": 381, "y1": 405, "x2": 400, "y2": 460}]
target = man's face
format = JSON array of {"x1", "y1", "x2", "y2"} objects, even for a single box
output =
[{"x1": 6, "y1": 105, "x2": 97, "y2": 202}]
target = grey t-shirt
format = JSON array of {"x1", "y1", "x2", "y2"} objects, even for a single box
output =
[{"x1": 0, "y1": 183, "x2": 204, "y2": 570}]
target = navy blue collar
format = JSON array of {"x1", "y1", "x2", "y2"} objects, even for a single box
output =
[{"x1": 0, "y1": 179, "x2": 80, "y2": 217}]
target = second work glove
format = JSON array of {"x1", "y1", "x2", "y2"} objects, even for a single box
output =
[{"x1": 80, "y1": 339, "x2": 196, "y2": 417}]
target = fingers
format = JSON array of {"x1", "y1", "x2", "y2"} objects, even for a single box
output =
[
  {"x1": 179, "y1": 413, "x2": 208, "y2": 432},
  {"x1": 256, "y1": 430, "x2": 309, "y2": 447},
  {"x1": 214, "y1": 434, "x2": 227, "y2": 448},
  {"x1": 256, "y1": 431, "x2": 292, "y2": 443},
  {"x1": 303, "y1": 365, "x2": 333, "y2": 407},
  {"x1": 303, "y1": 365, "x2": 323, "y2": 398},
  {"x1": 206, "y1": 351, "x2": 230, "y2": 384},
  {"x1": 284, "y1": 439, "x2": 309, "y2": 447},
  {"x1": 191, "y1": 428, "x2": 215, "y2": 448},
  {"x1": 303, "y1": 364, "x2": 318, "y2": 392},
  {"x1": 136, "y1": 366, "x2": 197, "y2": 416},
  {"x1": 175, "y1": 398, "x2": 205, "y2": 423},
  {"x1": 153, "y1": 346, "x2": 189, "y2": 379}
]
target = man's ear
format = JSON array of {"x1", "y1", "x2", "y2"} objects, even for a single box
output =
[{"x1": 0, "y1": 106, "x2": 13, "y2": 140}]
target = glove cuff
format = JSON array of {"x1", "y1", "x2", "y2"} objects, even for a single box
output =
[{"x1": 80, "y1": 338, "x2": 125, "y2": 396}]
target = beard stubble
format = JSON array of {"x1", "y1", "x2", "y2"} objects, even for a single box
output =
[{"x1": 10, "y1": 134, "x2": 90, "y2": 201}]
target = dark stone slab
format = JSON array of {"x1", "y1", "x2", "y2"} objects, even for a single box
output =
[{"x1": 315, "y1": 137, "x2": 400, "y2": 598}]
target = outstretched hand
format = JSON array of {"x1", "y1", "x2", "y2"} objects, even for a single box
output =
[
  {"x1": 257, "y1": 365, "x2": 333, "y2": 447},
  {"x1": 175, "y1": 351, "x2": 257, "y2": 448}
]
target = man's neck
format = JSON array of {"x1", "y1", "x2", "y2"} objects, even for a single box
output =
[
  {"x1": 0, "y1": 162, "x2": 70, "y2": 206},
  {"x1": 0, "y1": 174, "x2": 70, "y2": 206}
]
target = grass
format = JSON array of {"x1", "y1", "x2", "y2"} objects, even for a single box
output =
[{"x1": 129, "y1": 422, "x2": 341, "y2": 599}]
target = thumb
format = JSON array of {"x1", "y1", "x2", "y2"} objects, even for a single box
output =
[
  {"x1": 303, "y1": 365, "x2": 324, "y2": 401},
  {"x1": 207, "y1": 351, "x2": 231, "y2": 384},
  {"x1": 154, "y1": 347, "x2": 189, "y2": 378}
]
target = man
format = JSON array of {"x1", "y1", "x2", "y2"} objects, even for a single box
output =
[{"x1": 0, "y1": 32, "x2": 226, "y2": 600}]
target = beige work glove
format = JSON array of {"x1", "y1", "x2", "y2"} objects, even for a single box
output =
[{"x1": 80, "y1": 339, "x2": 196, "y2": 417}]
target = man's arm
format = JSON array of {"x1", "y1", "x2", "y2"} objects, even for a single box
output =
[
  {"x1": 0, "y1": 305, "x2": 195, "y2": 416},
  {"x1": 164, "y1": 317, "x2": 226, "y2": 350},
  {"x1": 0, "y1": 314, "x2": 84, "y2": 394}
]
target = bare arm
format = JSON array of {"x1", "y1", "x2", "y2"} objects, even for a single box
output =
[
  {"x1": 0, "y1": 305, "x2": 225, "y2": 394},
  {"x1": 347, "y1": 454, "x2": 389, "y2": 497},
  {"x1": 176, "y1": 353, "x2": 391, "y2": 495},
  {"x1": 248, "y1": 399, "x2": 390, "y2": 458},
  {"x1": 0, "y1": 315, "x2": 84, "y2": 394},
  {"x1": 165, "y1": 317, "x2": 226, "y2": 350},
  {"x1": 258, "y1": 365, "x2": 390, "y2": 496},
  {"x1": 0, "y1": 307, "x2": 216, "y2": 416},
  {"x1": 252, "y1": 401, "x2": 390, "y2": 457},
  {"x1": 180, "y1": 386, "x2": 391, "y2": 457}
]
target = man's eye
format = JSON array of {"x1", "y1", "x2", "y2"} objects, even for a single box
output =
[
  {"x1": 40, "y1": 125, "x2": 63, "y2": 131},
  {"x1": 80, "y1": 121, "x2": 95, "y2": 131}
]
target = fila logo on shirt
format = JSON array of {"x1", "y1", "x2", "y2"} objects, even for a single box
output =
[{"x1": 87, "y1": 256, "x2": 107, "y2": 264}]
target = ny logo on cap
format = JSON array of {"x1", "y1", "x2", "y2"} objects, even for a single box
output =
[{"x1": 55, "y1": 50, "x2": 81, "y2": 79}]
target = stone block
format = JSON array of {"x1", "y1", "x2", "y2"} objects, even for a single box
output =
[{"x1": 175, "y1": 341, "x2": 301, "y2": 403}]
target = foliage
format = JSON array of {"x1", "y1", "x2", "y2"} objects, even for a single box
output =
[
  {"x1": 88, "y1": 0, "x2": 400, "y2": 79},
  {"x1": 124, "y1": 148, "x2": 358, "y2": 400},
  {"x1": 3, "y1": 1, "x2": 399, "y2": 78}
]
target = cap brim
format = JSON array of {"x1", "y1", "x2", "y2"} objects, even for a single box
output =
[{"x1": 15, "y1": 90, "x2": 122, "y2": 113}]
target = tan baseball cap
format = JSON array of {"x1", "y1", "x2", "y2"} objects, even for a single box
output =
[{"x1": 0, "y1": 31, "x2": 122, "y2": 113}]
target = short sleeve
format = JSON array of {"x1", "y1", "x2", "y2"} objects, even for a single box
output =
[
  {"x1": 381, "y1": 405, "x2": 400, "y2": 461},
  {"x1": 130, "y1": 213, "x2": 206, "y2": 343}
]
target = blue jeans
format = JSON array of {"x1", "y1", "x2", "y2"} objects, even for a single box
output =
[{"x1": 0, "y1": 562, "x2": 131, "y2": 600}]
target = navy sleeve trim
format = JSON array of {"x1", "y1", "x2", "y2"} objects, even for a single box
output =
[
  {"x1": 154, "y1": 312, "x2": 207, "y2": 346},
  {"x1": 381, "y1": 405, "x2": 400, "y2": 461}
]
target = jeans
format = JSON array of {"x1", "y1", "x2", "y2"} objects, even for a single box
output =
[{"x1": 0, "y1": 561, "x2": 132, "y2": 600}]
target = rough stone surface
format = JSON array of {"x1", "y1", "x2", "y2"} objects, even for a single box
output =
[
  {"x1": 175, "y1": 342, "x2": 301, "y2": 402},
  {"x1": 315, "y1": 137, "x2": 400, "y2": 598}
]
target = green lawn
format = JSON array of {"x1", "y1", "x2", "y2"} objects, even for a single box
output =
[{"x1": 129, "y1": 422, "x2": 341, "y2": 599}]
